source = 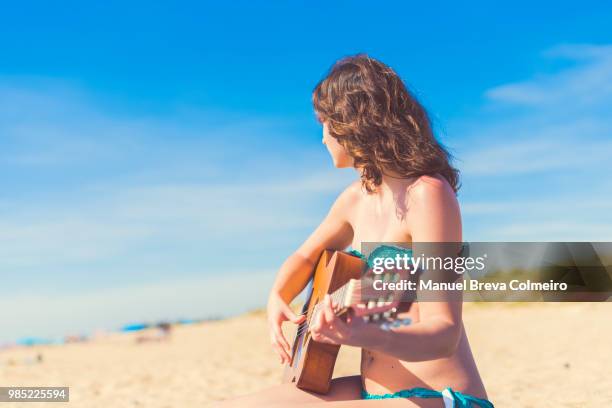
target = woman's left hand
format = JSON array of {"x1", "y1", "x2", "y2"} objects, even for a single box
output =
[{"x1": 308, "y1": 294, "x2": 379, "y2": 348}]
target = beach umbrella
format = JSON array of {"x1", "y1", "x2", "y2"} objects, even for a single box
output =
[
  {"x1": 15, "y1": 337, "x2": 55, "y2": 346},
  {"x1": 120, "y1": 323, "x2": 149, "y2": 332}
]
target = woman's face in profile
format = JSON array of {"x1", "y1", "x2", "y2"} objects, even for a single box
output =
[{"x1": 322, "y1": 122, "x2": 354, "y2": 168}]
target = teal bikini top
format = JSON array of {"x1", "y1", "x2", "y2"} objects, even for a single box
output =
[{"x1": 348, "y1": 244, "x2": 413, "y2": 269}]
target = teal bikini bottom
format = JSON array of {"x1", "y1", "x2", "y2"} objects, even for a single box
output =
[{"x1": 362, "y1": 387, "x2": 494, "y2": 407}]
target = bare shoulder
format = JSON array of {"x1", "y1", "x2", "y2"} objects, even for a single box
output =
[
  {"x1": 404, "y1": 174, "x2": 461, "y2": 241},
  {"x1": 334, "y1": 179, "x2": 364, "y2": 208},
  {"x1": 324, "y1": 180, "x2": 364, "y2": 228},
  {"x1": 406, "y1": 174, "x2": 458, "y2": 210}
]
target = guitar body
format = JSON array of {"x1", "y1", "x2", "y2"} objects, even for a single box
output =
[{"x1": 283, "y1": 250, "x2": 365, "y2": 394}]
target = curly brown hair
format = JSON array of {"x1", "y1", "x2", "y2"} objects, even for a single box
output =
[{"x1": 312, "y1": 54, "x2": 460, "y2": 193}]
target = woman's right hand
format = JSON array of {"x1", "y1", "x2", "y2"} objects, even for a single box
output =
[{"x1": 267, "y1": 292, "x2": 306, "y2": 364}]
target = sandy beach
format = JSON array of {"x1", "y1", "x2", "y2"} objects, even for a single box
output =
[{"x1": 1, "y1": 303, "x2": 611, "y2": 407}]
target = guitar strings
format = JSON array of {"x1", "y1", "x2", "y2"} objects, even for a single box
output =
[
  {"x1": 293, "y1": 299, "x2": 400, "y2": 338},
  {"x1": 292, "y1": 282, "x2": 361, "y2": 338},
  {"x1": 291, "y1": 277, "x2": 386, "y2": 337}
]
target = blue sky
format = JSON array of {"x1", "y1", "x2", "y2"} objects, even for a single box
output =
[{"x1": 1, "y1": 2, "x2": 612, "y2": 342}]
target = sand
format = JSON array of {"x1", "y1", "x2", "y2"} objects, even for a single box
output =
[{"x1": 1, "y1": 303, "x2": 611, "y2": 407}]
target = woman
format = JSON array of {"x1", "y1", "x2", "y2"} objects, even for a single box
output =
[{"x1": 219, "y1": 54, "x2": 493, "y2": 407}]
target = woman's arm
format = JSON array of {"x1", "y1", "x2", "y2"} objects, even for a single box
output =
[
  {"x1": 310, "y1": 176, "x2": 464, "y2": 361},
  {"x1": 267, "y1": 182, "x2": 357, "y2": 363}
]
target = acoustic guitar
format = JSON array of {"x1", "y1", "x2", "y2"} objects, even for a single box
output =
[{"x1": 283, "y1": 249, "x2": 412, "y2": 394}]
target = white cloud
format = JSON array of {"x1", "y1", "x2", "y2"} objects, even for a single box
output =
[
  {"x1": 494, "y1": 222, "x2": 612, "y2": 242},
  {"x1": 0, "y1": 77, "x2": 320, "y2": 175},
  {"x1": 485, "y1": 44, "x2": 612, "y2": 107},
  {"x1": 461, "y1": 196, "x2": 612, "y2": 241},
  {"x1": 462, "y1": 197, "x2": 612, "y2": 216},
  {"x1": 459, "y1": 129, "x2": 612, "y2": 176},
  {"x1": 0, "y1": 171, "x2": 355, "y2": 270}
]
